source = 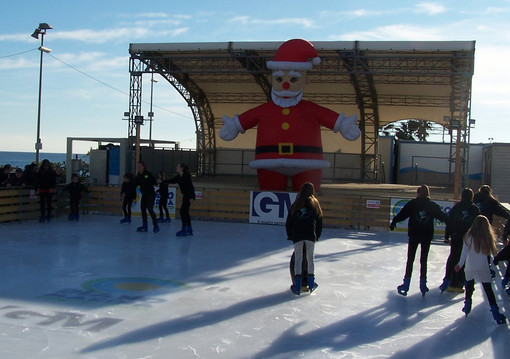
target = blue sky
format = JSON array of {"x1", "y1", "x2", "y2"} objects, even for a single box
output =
[{"x1": 1, "y1": 0, "x2": 509, "y2": 154}]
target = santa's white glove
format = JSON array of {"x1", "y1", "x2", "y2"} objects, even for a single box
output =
[
  {"x1": 219, "y1": 115, "x2": 245, "y2": 141},
  {"x1": 333, "y1": 113, "x2": 361, "y2": 141}
]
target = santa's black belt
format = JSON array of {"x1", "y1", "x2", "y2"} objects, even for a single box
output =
[{"x1": 256, "y1": 144, "x2": 323, "y2": 156}]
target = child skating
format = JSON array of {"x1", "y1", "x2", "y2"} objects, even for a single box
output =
[
  {"x1": 286, "y1": 182, "x2": 323, "y2": 295},
  {"x1": 165, "y1": 163, "x2": 195, "y2": 236},
  {"x1": 120, "y1": 173, "x2": 136, "y2": 224},
  {"x1": 455, "y1": 215, "x2": 506, "y2": 324},
  {"x1": 134, "y1": 161, "x2": 160, "y2": 233},
  {"x1": 63, "y1": 173, "x2": 89, "y2": 221},
  {"x1": 156, "y1": 171, "x2": 171, "y2": 223}
]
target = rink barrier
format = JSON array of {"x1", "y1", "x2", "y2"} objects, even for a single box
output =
[{"x1": 2, "y1": 186, "x2": 508, "y2": 233}]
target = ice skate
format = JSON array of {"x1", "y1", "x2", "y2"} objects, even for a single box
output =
[
  {"x1": 420, "y1": 278, "x2": 429, "y2": 296},
  {"x1": 153, "y1": 224, "x2": 160, "y2": 233},
  {"x1": 137, "y1": 223, "x2": 148, "y2": 232},
  {"x1": 176, "y1": 228, "x2": 188, "y2": 237},
  {"x1": 157, "y1": 216, "x2": 165, "y2": 223},
  {"x1": 164, "y1": 216, "x2": 171, "y2": 223},
  {"x1": 120, "y1": 216, "x2": 130, "y2": 224},
  {"x1": 186, "y1": 225, "x2": 193, "y2": 235},
  {"x1": 462, "y1": 300, "x2": 472, "y2": 317},
  {"x1": 439, "y1": 278, "x2": 449, "y2": 293},
  {"x1": 397, "y1": 278, "x2": 411, "y2": 296},
  {"x1": 291, "y1": 275, "x2": 302, "y2": 295},
  {"x1": 490, "y1": 305, "x2": 507, "y2": 325},
  {"x1": 307, "y1": 275, "x2": 318, "y2": 293}
]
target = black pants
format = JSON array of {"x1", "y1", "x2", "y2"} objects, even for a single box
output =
[
  {"x1": 445, "y1": 235, "x2": 465, "y2": 287},
  {"x1": 141, "y1": 192, "x2": 157, "y2": 225},
  {"x1": 39, "y1": 192, "x2": 53, "y2": 218},
  {"x1": 159, "y1": 193, "x2": 169, "y2": 218},
  {"x1": 465, "y1": 280, "x2": 497, "y2": 306},
  {"x1": 70, "y1": 197, "x2": 80, "y2": 216},
  {"x1": 122, "y1": 197, "x2": 133, "y2": 218},
  {"x1": 404, "y1": 236, "x2": 432, "y2": 279},
  {"x1": 180, "y1": 196, "x2": 191, "y2": 229}
]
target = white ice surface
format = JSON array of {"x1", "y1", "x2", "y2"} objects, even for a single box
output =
[{"x1": 0, "y1": 215, "x2": 509, "y2": 358}]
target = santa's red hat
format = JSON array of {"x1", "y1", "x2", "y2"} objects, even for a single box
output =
[{"x1": 266, "y1": 39, "x2": 321, "y2": 71}]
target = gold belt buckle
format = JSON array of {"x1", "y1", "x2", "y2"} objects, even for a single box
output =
[{"x1": 278, "y1": 143, "x2": 294, "y2": 155}]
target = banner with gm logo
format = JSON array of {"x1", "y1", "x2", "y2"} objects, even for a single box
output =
[{"x1": 250, "y1": 191, "x2": 297, "y2": 225}]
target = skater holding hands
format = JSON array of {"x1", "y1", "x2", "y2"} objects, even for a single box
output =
[
  {"x1": 286, "y1": 182, "x2": 323, "y2": 295},
  {"x1": 134, "y1": 161, "x2": 159, "y2": 233},
  {"x1": 156, "y1": 171, "x2": 171, "y2": 223},
  {"x1": 63, "y1": 173, "x2": 89, "y2": 221},
  {"x1": 390, "y1": 184, "x2": 448, "y2": 296},
  {"x1": 165, "y1": 163, "x2": 195, "y2": 236},
  {"x1": 455, "y1": 215, "x2": 507, "y2": 324}
]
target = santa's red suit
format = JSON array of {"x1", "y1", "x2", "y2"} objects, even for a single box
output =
[{"x1": 239, "y1": 100, "x2": 338, "y2": 190}]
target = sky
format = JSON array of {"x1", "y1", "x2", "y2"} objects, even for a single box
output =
[{"x1": 1, "y1": 0, "x2": 509, "y2": 154}]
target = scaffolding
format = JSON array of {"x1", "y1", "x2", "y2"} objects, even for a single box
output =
[{"x1": 128, "y1": 41, "x2": 475, "y2": 192}]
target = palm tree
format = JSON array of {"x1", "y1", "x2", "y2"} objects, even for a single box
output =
[{"x1": 380, "y1": 119, "x2": 436, "y2": 141}]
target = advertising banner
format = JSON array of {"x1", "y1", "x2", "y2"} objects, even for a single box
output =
[
  {"x1": 389, "y1": 197, "x2": 454, "y2": 233},
  {"x1": 132, "y1": 187, "x2": 177, "y2": 218},
  {"x1": 249, "y1": 191, "x2": 297, "y2": 225}
]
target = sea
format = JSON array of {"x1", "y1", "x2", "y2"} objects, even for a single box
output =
[{"x1": 0, "y1": 151, "x2": 89, "y2": 170}]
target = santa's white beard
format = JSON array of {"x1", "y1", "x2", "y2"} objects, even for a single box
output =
[{"x1": 271, "y1": 88, "x2": 303, "y2": 108}]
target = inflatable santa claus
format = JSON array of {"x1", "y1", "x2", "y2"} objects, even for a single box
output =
[{"x1": 220, "y1": 39, "x2": 361, "y2": 191}]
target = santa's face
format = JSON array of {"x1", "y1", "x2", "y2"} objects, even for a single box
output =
[{"x1": 271, "y1": 70, "x2": 307, "y2": 98}]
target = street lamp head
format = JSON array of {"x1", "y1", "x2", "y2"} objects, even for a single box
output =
[
  {"x1": 38, "y1": 23, "x2": 53, "y2": 30},
  {"x1": 31, "y1": 29, "x2": 41, "y2": 39},
  {"x1": 38, "y1": 46, "x2": 52, "y2": 54}
]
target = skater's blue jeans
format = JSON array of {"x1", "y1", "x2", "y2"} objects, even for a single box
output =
[{"x1": 294, "y1": 240, "x2": 315, "y2": 275}]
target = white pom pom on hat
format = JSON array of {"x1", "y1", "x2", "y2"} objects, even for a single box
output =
[{"x1": 266, "y1": 39, "x2": 321, "y2": 71}]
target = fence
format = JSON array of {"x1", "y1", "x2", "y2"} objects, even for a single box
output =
[{"x1": 2, "y1": 186, "x2": 507, "y2": 234}]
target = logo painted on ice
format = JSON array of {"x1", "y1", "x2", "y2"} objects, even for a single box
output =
[{"x1": 250, "y1": 191, "x2": 297, "y2": 225}]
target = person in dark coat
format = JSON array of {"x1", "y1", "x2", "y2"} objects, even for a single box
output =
[
  {"x1": 63, "y1": 173, "x2": 89, "y2": 221},
  {"x1": 134, "y1": 161, "x2": 159, "y2": 233},
  {"x1": 24, "y1": 163, "x2": 39, "y2": 187},
  {"x1": 1, "y1": 164, "x2": 13, "y2": 187},
  {"x1": 7, "y1": 168, "x2": 26, "y2": 187},
  {"x1": 439, "y1": 188, "x2": 480, "y2": 292},
  {"x1": 286, "y1": 182, "x2": 323, "y2": 295},
  {"x1": 156, "y1": 171, "x2": 171, "y2": 223},
  {"x1": 35, "y1": 159, "x2": 57, "y2": 222},
  {"x1": 165, "y1": 163, "x2": 195, "y2": 236},
  {"x1": 120, "y1": 173, "x2": 136, "y2": 224},
  {"x1": 390, "y1": 184, "x2": 448, "y2": 296},
  {"x1": 473, "y1": 185, "x2": 510, "y2": 277}
]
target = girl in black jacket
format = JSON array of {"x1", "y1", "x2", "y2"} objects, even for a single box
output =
[
  {"x1": 156, "y1": 171, "x2": 171, "y2": 223},
  {"x1": 134, "y1": 161, "x2": 159, "y2": 233},
  {"x1": 166, "y1": 163, "x2": 195, "y2": 236},
  {"x1": 390, "y1": 184, "x2": 448, "y2": 296},
  {"x1": 286, "y1": 182, "x2": 323, "y2": 295}
]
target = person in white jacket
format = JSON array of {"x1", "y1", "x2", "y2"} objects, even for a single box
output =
[{"x1": 455, "y1": 215, "x2": 506, "y2": 324}]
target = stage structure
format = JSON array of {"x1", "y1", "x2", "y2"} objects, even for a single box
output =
[{"x1": 128, "y1": 41, "x2": 475, "y2": 195}]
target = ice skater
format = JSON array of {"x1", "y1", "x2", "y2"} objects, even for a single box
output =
[
  {"x1": 286, "y1": 182, "x2": 323, "y2": 295},
  {"x1": 156, "y1": 171, "x2": 171, "y2": 223},
  {"x1": 390, "y1": 184, "x2": 448, "y2": 296},
  {"x1": 473, "y1": 185, "x2": 509, "y2": 278},
  {"x1": 134, "y1": 161, "x2": 159, "y2": 233},
  {"x1": 35, "y1": 159, "x2": 57, "y2": 223},
  {"x1": 63, "y1": 173, "x2": 89, "y2": 221},
  {"x1": 165, "y1": 163, "x2": 195, "y2": 236},
  {"x1": 120, "y1": 173, "x2": 136, "y2": 224},
  {"x1": 455, "y1": 215, "x2": 507, "y2": 324},
  {"x1": 493, "y1": 235, "x2": 510, "y2": 296},
  {"x1": 440, "y1": 188, "x2": 480, "y2": 293}
]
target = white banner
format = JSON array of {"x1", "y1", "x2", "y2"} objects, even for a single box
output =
[
  {"x1": 249, "y1": 191, "x2": 297, "y2": 225},
  {"x1": 389, "y1": 197, "x2": 453, "y2": 233},
  {"x1": 132, "y1": 187, "x2": 177, "y2": 218}
]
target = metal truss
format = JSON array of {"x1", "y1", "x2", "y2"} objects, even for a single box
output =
[
  {"x1": 128, "y1": 42, "x2": 474, "y2": 183},
  {"x1": 128, "y1": 56, "x2": 216, "y2": 176},
  {"x1": 338, "y1": 43, "x2": 380, "y2": 181}
]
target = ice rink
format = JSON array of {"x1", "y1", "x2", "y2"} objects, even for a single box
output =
[{"x1": 1, "y1": 215, "x2": 509, "y2": 358}]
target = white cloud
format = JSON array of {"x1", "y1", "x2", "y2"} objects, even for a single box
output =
[
  {"x1": 415, "y1": 2, "x2": 447, "y2": 15},
  {"x1": 230, "y1": 16, "x2": 315, "y2": 28},
  {"x1": 0, "y1": 57, "x2": 36, "y2": 70},
  {"x1": 333, "y1": 24, "x2": 447, "y2": 41}
]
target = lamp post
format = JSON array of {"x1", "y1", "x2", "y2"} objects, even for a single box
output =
[
  {"x1": 148, "y1": 74, "x2": 158, "y2": 147},
  {"x1": 134, "y1": 115, "x2": 144, "y2": 163},
  {"x1": 31, "y1": 23, "x2": 53, "y2": 165}
]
